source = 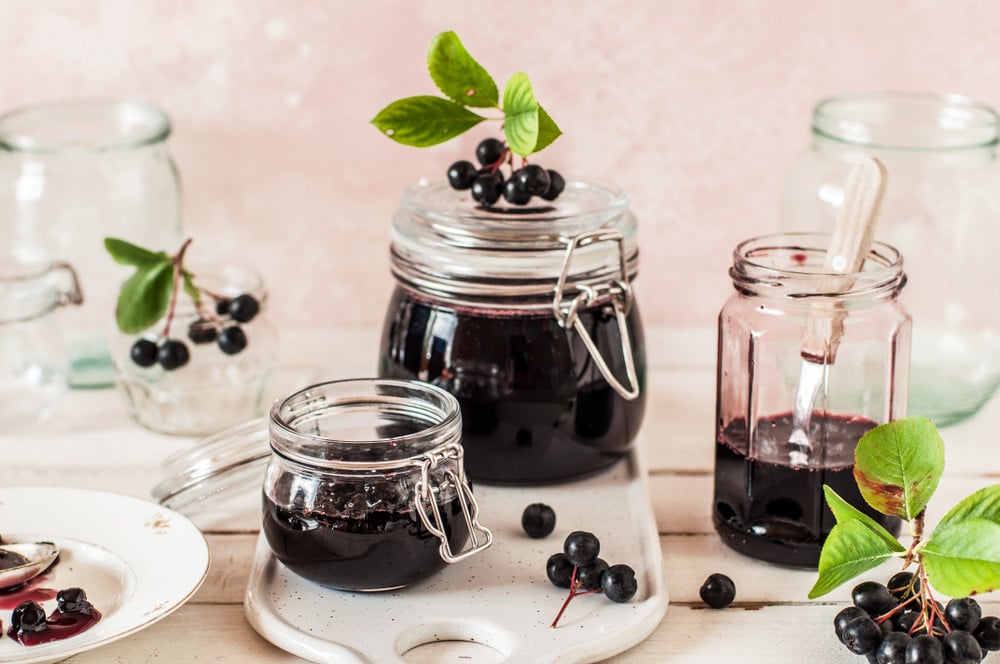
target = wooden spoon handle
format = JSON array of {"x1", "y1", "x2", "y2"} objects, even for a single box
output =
[{"x1": 802, "y1": 157, "x2": 888, "y2": 362}]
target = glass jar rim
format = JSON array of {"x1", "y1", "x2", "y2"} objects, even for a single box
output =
[
  {"x1": 269, "y1": 378, "x2": 463, "y2": 468},
  {"x1": 391, "y1": 177, "x2": 638, "y2": 309},
  {"x1": 730, "y1": 232, "x2": 905, "y2": 298},
  {"x1": 812, "y1": 91, "x2": 1000, "y2": 152},
  {"x1": 0, "y1": 98, "x2": 171, "y2": 153}
]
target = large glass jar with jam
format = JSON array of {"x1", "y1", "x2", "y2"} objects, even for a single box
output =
[
  {"x1": 379, "y1": 178, "x2": 645, "y2": 485},
  {"x1": 713, "y1": 233, "x2": 910, "y2": 568}
]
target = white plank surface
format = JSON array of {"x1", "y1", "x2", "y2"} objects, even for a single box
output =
[{"x1": 1, "y1": 327, "x2": 998, "y2": 663}]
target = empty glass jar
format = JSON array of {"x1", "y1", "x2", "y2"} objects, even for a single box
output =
[
  {"x1": 782, "y1": 92, "x2": 1000, "y2": 425},
  {"x1": 263, "y1": 379, "x2": 493, "y2": 591},
  {"x1": 0, "y1": 99, "x2": 183, "y2": 387},
  {"x1": 713, "y1": 233, "x2": 910, "y2": 567},
  {"x1": 378, "y1": 178, "x2": 645, "y2": 484}
]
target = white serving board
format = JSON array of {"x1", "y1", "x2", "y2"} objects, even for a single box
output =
[{"x1": 244, "y1": 445, "x2": 668, "y2": 663}]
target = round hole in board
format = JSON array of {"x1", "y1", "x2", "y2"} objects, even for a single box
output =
[{"x1": 396, "y1": 621, "x2": 513, "y2": 662}]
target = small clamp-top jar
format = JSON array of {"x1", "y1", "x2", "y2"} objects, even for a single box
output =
[
  {"x1": 379, "y1": 179, "x2": 645, "y2": 484},
  {"x1": 713, "y1": 233, "x2": 910, "y2": 567},
  {"x1": 262, "y1": 378, "x2": 492, "y2": 591}
]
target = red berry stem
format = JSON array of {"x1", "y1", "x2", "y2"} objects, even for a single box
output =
[
  {"x1": 160, "y1": 238, "x2": 193, "y2": 339},
  {"x1": 550, "y1": 566, "x2": 603, "y2": 628}
]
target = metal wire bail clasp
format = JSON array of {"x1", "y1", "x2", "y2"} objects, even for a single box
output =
[
  {"x1": 414, "y1": 443, "x2": 493, "y2": 564},
  {"x1": 552, "y1": 229, "x2": 640, "y2": 401}
]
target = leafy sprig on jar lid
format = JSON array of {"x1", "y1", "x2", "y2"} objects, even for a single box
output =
[
  {"x1": 104, "y1": 237, "x2": 259, "y2": 372},
  {"x1": 371, "y1": 31, "x2": 566, "y2": 207}
]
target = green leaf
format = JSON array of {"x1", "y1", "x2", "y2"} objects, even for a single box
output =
[
  {"x1": 371, "y1": 96, "x2": 487, "y2": 147},
  {"x1": 824, "y1": 485, "x2": 905, "y2": 552},
  {"x1": 533, "y1": 104, "x2": 562, "y2": 153},
  {"x1": 502, "y1": 72, "x2": 539, "y2": 157},
  {"x1": 104, "y1": 237, "x2": 170, "y2": 269},
  {"x1": 922, "y1": 484, "x2": 1000, "y2": 597},
  {"x1": 181, "y1": 270, "x2": 200, "y2": 302},
  {"x1": 426, "y1": 31, "x2": 499, "y2": 109},
  {"x1": 116, "y1": 262, "x2": 174, "y2": 334},
  {"x1": 808, "y1": 519, "x2": 901, "y2": 598},
  {"x1": 853, "y1": 417, "x2": 944, "y2": 520}
]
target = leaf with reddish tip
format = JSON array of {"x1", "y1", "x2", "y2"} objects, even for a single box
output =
[{"x1": 853, "y1": 417, "x2": 944, "y2": 521}]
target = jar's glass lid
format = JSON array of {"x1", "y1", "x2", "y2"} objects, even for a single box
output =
[
  {"x1": 151, "y1": 417, "x2": 269, "y2": 514},
  {"x1": 391, "y1": 178, "x2": 639, "y2": 308}
]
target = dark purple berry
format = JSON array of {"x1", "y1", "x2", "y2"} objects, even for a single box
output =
[
  {"x1": 853, "y1": 581, "x2": 899, "y2": 617},
  {"x1": 217, "y1": 326, "x2": 247, "y2": 355},
  {"x1": 575, "y1": 558, "x2": 608, "y2": 591},
  {"x1": 228, "y1": 294, "x2": 260, "y2": 323},
  {"x1": 541, "y1": 169, "x2": 566, "y2": 201},
  {"x1": 946, "y1": 598, "x2": 983, "y2": 633},
  {"x1": 130, "y1": 338, "x2": 158, "y2": 367},
  {"x1": 475, "y1": 138, "x2": 505, "y2": 166},
  {"x1": 502, "y1": 177, "x2": 532, "y2": 205},
  {"x1": 521, "y1": 503, "x2": 555, "y2": 538},
  {"x1": 563, "y1": 531, "x2": 600, "y2": 567},
  {"x1": 836, "y1": 606, "x2": 869, "y2": 641},
  {"x1": 905, "y1": 634, "x2": 944, "y2": 664},
  {"x1": 10, "y1": 601, "x2": 47, "y2": 634},
  {"x1": 895, "y1": 610, "x2": 920, "y2": 634},
  {"x1": 887, "y1": 571, "x2": 920, "y2": 600},
  {"x1": 943, "y1": 630, "x2": 982, "y2": 664},
  {"x1": 187, "y1": 319, "x2": 218, "y2": 344},
  {"x1": 546, "y1": 552, "x2": 574, "y2": 588},
  {"x1": 842, "y1": 616, "x2": 882, "y2": 655},
  {"x1": 56, "y1": 587, "x2": 92, "y2": 614},
  {"x1": 876, "y1": 631, "x2": 911, "y2": 664},
  {"x1": 157, "y1": 339, "x2": 190, "y2": 371},
  {"x1": 215, "y1": 298, "x2": 230, "y2": 315},
  {"x1": 699, "y1": 573, "x2": 736, "y2": 609},
  {"x1": 471, "y1": 172, "x2": 503, "y2": 206},
  {"x1": 601, "y1": 564, "x2": 637, "y2": 602},
  {"x1": 974, "y1": 616, "x2": 1000, "y2": 651},
  {"x1": 516, "y1": 164, "x2": 551, "y2": 196},
  {"x1": 447, "y1": 160, "x2": 477, "y2": 190}
]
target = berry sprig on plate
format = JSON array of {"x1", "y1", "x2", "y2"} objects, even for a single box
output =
[
  {"x1": 809, "y1": 416, "x2": 1000, "y2": 663},
  {"x1": 371, "y1": 31, "x2": 565, "y2": 208},
  {"x1": 105, "y1": 237, "x2": 260, "y2": 371},
  {"x1": 520, "y1": 504, "x2": 638, "y2": 627}
]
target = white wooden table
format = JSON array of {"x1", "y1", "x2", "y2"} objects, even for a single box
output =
[{"x1": 2, "y1": 327, "x2": 998, "y2": 663}]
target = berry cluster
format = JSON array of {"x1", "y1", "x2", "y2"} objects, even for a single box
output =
[
  {"x1": 8, "y1": 588, "x2": 98, "y2": 642},
  {"x1": 834, "y1": 575, "x2": 999, "y2": 663},
  {"x1": 544, "y1": 530, "x2": 638, "y2": 627},
  {"x1": 129, "y1": 293, "x2": 260, "y2": 371},
  {"x1": 448, "y1": 138, "x2": 565, "y2": 207}
]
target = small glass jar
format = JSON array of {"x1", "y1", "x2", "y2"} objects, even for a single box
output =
[
  {"x1": 379, "y1": 178, "x2": 645, "y2": 485},
  {"x1": 713, "y1": 233, "x2": 910, "y2": 567},
  {"x1": 0, "y1": 99, "x2": 183, "y2": 387},
  {"x1": 781, "y1": 92, "x2": 1000, "y2": 425},
  {"x1": 263, "y1": 379, "x2": 492, "y2": 591},
  {"x1": 0, "y1": 260, "x2": 82, "y2": 424},
  {"x1": 112, "y1": 264, "x2": 277, "y2": 436}
]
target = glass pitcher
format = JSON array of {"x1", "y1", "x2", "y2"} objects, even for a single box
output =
[{"x1": 0, "y1": 99, "x2": 183, "y2": 388}]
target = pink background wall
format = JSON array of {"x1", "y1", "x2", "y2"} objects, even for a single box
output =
[{"x1": 4, "y1": 0, "x2": 1000, "y2": 329}]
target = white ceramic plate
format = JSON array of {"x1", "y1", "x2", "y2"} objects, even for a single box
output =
[
  {"x1": 244, "y1": 442, "x2": 668, "y2": 663},
  {"x1": 0, "y1": 487, "x2": 209, "y2": 664}
]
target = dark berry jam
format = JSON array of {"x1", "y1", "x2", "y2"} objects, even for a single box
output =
[
  {"x1": 378, "y1": 289, "x2": 646, "y2": 484},
  {"x1": 713, "y1": 413, "x2": 900, "y2": 568},
  {"x1": 6, "y1": 607, "x2": 101, "y2": 646},
  {"x1": 262, "y1": 493, "x2": 469, "y2": 591}
]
